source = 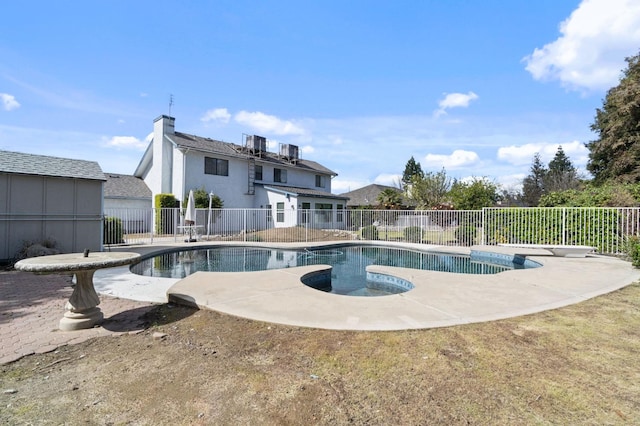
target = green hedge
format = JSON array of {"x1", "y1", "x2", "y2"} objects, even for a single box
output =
[
  {"x1": 484, "y1": 208, "x2": 622, "y2": 252},
  {"x1": 104, "y1": 217, "x2": 124, "y2": 245},
  {"x1": 403, "y1": 226, "x2": 423, "y2": 243},
  {"x1": 360, "y1": 225, "x2": 379, "y2": 240},
  {"x1": 455, "y1": 224, "x2": 477, "y2": 246},
  {"x1": 155, "y1": 194, "x2": 179, "y2": 234}
]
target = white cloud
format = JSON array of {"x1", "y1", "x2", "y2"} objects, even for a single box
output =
[
  {"x1": 234, "y1": 110, "x2": 305, "y2": 136},
  {"x1": 423, "y1": 150, "x2": 480, "y2": 169},
  {"x1": 497, "y1": 173, "x2": 527, "y2": 192},
  {"x1": 300, "y1": 145, "x2": 315, "y2": 155},
  {"x1": 201, "y1": 108, "x2": 231, "y2": 124},
  {"x1": 103, "y1": 135, "x2": 148, "y2": 150},
  {"x1": 1, "y1": 93, "x2": 20, "y2": 111},
  {"x1": 373, "y1": 173, "x2": 402, "y2": 187},
  {"x1": 497, "y1": 140, "x2": 589, "y2": 166},
  {"x1": 435, "y1": 92, "x2": 478, "y2": 116},
  {"x1": 332, "y1": 178, "x2": 371, "y2": 194},
  {"x1": 523, "y1": 0, "x2": 640, "y2": 92}
]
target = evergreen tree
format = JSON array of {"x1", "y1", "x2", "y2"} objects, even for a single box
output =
[
  {"x1": 402, "y1": 156, "x2": 424, "y2": 187},
  {"x1": 545, "y1": 145, "x2": 579, "y2": 192},
  {"x1": 587, "y1": 51, "x2": 640, "y2": 184},
  {"x1": 522, "y1": 153, "x2": 547, "y2": 206}
]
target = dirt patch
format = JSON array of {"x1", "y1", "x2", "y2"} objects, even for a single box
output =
[
  {"x1": 2, "y1": 283, "x2": 640, "y2": 425},
  {"x1": 220, "y1": 227, "x2": 356, "y2": 243}
]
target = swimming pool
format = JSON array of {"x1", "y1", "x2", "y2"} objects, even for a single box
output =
[{"x1": 131, "y1": 245, "x2": 538, "y2": 297}]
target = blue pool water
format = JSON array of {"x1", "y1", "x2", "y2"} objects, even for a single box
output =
[{"x1": 131, "y1": 245, "x2": 536, "y2": 297}]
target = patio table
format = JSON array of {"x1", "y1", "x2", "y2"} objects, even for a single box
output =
[
  {"x1": 177, "y1": 224, "x2": 204, "y2": 242},
  {"x1": 14, "y1": 251, "x2": 140, "y2": 331}
]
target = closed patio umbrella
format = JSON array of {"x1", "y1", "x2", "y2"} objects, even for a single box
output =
[
  {"x1": 184, "y1": 190, "x2": 197, "y2": 242},
  {"x1": 185, "y1": 190, "x2": 196, "y2": 225}
]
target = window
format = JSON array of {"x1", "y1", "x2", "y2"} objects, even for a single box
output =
[
  {"x1": 204, "y1": 157, "x2": 229, "y2": 176},
  {"x1": 276, "y1": 202, "x2": 285, "y2": 222},
  {"x1": 315, "y1": 203, "x2": 332, "y2": 223},
  {"x1": 337, "y1": 204, "x2": 344, "y2": 222},
  {"x1": 315, "y1": 175, "x2": 325, "y2": 188},
  {"x1": 274, "y1": 168, "x2": 287, "y2": 183},
  {"x1": 254, "y1": 165, "x2": 263, "y2": 181}
]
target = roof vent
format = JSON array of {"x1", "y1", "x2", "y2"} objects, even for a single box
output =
[
  {"x1": 280, "y1": 144, "x2": 299, "y2": 162},
  {"x1": 245, "y1": 135, "x2": 267, "y2": 155}
]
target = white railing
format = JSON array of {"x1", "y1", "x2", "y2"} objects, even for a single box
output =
[
  {"x1": 103, "y1": 207, "x2": 640, "y2": 255},
  {"x1": 483, "y1": 207, "x2": 640, "y2": 254}
]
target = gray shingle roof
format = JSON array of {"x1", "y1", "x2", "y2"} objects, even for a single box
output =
[
  {"x1": 104, "y1": 173, "x2": 151, "y2": 199},
  {"x1": 339, "y1": 184, "x2": 404, "y2": 207},
  {"x1": 171, "y1": 132, "x2": 337, "y2": 176},
  {"x1": 0, "y1": 150, "x2": 105, "y2": 181}
]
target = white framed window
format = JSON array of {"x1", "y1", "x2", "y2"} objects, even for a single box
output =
[
  {"x1": 276, "y1": 202, "x2": 285, "y2": 222},
  {"x1": 204, "y1": 157, "x2": 229, "y2": 176}
]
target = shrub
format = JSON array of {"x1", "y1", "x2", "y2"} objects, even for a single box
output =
[
  {"x1": 13, "y1": 238, "x2": 60, "y2": 263},
  {"x1": 403, "y1": 226, "x2": 423, "y2": 243},
  {"x1": 625, "y1": 236, "x2": 640, "y2": 267},
  {"x1": 455, "y1": 225, "x2": 477, "y2": 246},
  {"x1": 155, "y1": 194, "x2": 179, "y2": 234},
  {"x1": 484, "y1": 207, "x2": 622, "y2": 252},
  {"x1": 104, "y1": 217, "x2": 124, "y2": 244},
  {"x1": 360, "y1": 225, "x2": 379, "y2": 240},
  {"x1": 245, "y1": 234, "x2": 263, "y2": 242}
]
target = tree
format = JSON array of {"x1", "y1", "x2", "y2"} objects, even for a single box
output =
[
  {"x1": 184, "y1": 187, "x2": 223, "y2": 209},
  {"x1": 405, "y1": 168, "x2": 451, "y2": 209},
  {"x1": 376, "y1": 188, "x2": 403, "y2": 209},
  {"x1": 545, "y1": 145, "x2": 580, "y2": 192},
  {"x1": 449, "y1": 178, "x2": 499, "y2": 210},
  {"x1": 587, "y1": 51, "x2": 640, "y2": 184},
  {"x1": 402, "y1": 156, "x2": 424, "y2": 187},
  {"x1": 521, "y1": 153, "x2": 547, "y2": 206},
  {"x1": 539, "y1": 182, "x2": 640, "y2": 207}
]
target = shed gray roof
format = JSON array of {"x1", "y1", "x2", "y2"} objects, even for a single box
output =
[
  {"x1": 104, "y1": 173, "x2": 152, "y2": 199},
  {"x1": 170, "y1": 131, "x2": 337, "y2": 176},
  {"x1": 0, "y1": 150, "x2": 105, "y2": 181}
]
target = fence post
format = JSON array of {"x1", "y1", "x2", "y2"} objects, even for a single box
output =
[
  {"x1": 481, "y1": 208, "x2": 486, "y2": 245},
  {"x1": 562, "y1": 208, "x2": 566, "y2": 246},
  {"x1": 150, "y1": 208, "x2": 155, "y2": 244}
]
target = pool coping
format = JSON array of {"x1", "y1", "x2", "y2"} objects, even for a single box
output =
[{"x1": 94, "y1": 241, "x2": 640, "y2": 331}]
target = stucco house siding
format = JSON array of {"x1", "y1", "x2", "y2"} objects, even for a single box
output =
[{"x1": 134, "y1": 115, "x2": 347, "y2": 228}]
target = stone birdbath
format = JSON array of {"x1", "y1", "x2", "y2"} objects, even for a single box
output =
[{"x1": 14, "y1": 251, "x2": 141, "y2": 331}]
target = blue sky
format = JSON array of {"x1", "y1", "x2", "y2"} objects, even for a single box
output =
[{"x1": 1, "y1": 0, "x2": 639, "y2": 193}]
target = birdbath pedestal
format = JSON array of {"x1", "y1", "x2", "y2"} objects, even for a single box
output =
[{"x1": 14, "y1": 251, "x2": 140, "y2": 331}]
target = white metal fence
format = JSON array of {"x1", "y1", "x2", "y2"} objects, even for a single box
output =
[{"x1": 103, "y1": 207, "x2": 640, "y2": 255}]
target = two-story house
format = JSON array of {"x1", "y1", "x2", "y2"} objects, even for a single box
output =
[{"x1": 134, "y1": 115, "x2": 348, "y2": 228}]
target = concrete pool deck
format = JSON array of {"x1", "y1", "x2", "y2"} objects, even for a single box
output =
[{"x1": 94, "y1": 242, "x2": 640, "y2": 331}]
